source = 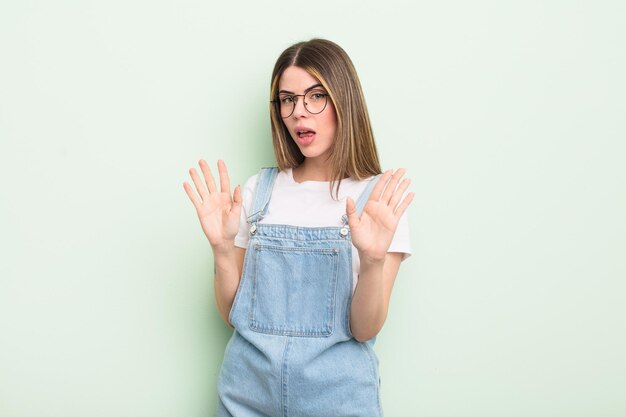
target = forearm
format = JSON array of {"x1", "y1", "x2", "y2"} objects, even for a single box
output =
[
  {"x1": 349, "y1": 256, "x2": 388, "y2": 342},
  {"x1": 213, "y1": 243, "x2": 241, "y2": 327}
]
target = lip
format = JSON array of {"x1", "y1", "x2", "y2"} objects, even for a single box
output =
[
  {"x1": 294, "y1": 125, "x2": 316, "y2": 135},
  {"x1": 294, "y1": 124, "x2": 315, "y2": 146}
]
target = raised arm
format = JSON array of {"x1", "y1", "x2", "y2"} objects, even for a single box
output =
[
  {"x1": 346, "y1": 168, "x2": 414, "y2": 342},
  {"x1": 183, "y1": 159, "x2": 245, "y2": 327}
]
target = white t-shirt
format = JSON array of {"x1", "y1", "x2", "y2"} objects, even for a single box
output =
[{"x1": 234, "y1": 168, "x2": 412, "y2": 294}]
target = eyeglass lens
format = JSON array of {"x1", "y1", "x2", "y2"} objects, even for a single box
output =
[{"x1": 278, "y1": 90, "x2": 327, "y2": 118}]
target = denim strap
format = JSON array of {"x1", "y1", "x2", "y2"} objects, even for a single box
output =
[
  {"x1": 247, "y1": 167, "x2": 279, "y2": 225},
  {"x1": 341, "y1": 173, "x2": 384, "y2": 226}
]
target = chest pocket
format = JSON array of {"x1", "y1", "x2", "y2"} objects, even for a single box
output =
[{"x1": 249, "y1": 243, "x2": 340, "y2": 337}]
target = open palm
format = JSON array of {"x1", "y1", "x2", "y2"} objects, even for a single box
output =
[
  {"x1": 183, "y1": 159, "x2": 241, "y2": 251},
  {"x1": 346, "y1": 169, "x2": 414, "y2": 263}
]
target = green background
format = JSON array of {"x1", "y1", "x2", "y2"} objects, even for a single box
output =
[{"x1": 1, "y1": 1, "x2": 624, "y2": 416}]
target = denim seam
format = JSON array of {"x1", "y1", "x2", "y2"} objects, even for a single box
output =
[
  {"x1": 281, "y1": 336, "x2": 291, "y2": 417},
  {"x1": 253, "y1": 235, "x2": 350, "y2": 243},
  {"x1": 362, "y1": 342, "x2": 382, "y2": 417},
  {"x1": 345, "y1": 242, "x2": 354, "y2": 338},
  {"x1": 255, "y1": 244, "x2": 339, "y2": 253},
  {"x1": 228, "y1": 238, "x2": 255, "y2": 326},
  {"x1": 255, "y1": 224, "x2": 349, "y2": 231},
  {"x1": 253, "y1": 230, "x2": 352, "y2": 242},
  {"x1": 248, "y1": 326, "x2": 332, "y2": 337},
  {"x1": 327, "y1": 246, "x2": 340, "y2": 336},
  {"x1": 248, "y1": 246, "x2": 261, "y2": 331}
]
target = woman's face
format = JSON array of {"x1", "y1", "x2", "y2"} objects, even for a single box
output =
[{"x1": 278, "y1": 66, "x2": 337, "y2": 164}]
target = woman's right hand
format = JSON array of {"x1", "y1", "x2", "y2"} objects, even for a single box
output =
[{"x1": 183, "y1": 159, "x2": 242, "y2": 253}]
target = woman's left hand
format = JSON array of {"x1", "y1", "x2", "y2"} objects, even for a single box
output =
[{"x1": 346, "y1": 169, "x2": 414, "y2": 264}]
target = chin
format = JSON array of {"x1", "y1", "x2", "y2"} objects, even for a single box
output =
[{"x1": 302, "y1": 150, "x2": 332, "y2": 161}]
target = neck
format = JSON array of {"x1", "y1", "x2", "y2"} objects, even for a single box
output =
[{"x1": 292, "y1": 159, "x2": 332, "y2": 183}]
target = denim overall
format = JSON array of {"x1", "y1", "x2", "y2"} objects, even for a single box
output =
[{"x1": 217, "y1": 167, "x2": 384, "y2": 417}]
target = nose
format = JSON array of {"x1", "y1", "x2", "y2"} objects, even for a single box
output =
[{"x1": 292, "y1": 96, "x2": 307, "y2": 118}]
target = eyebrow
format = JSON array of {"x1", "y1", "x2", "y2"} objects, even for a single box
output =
[{"x1": 278, "y1": 83, "x2": 324, "y2": 95}]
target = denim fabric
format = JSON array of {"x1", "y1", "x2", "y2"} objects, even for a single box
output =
[{"x1": 217, "y1": 167, "x2": 384, "y2": 417}]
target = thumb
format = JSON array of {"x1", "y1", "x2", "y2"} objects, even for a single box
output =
[
  {"x1": 231, "y1": 185, "x2": 242, "y2": 211},
  {"x1": 346, "y1": 196, "x2": 359, "y2": 227},
  {"x1": 233, "y1": 184, "x2": 242, "y2": 203}
]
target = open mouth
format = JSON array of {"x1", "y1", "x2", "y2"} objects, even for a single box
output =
[{"x1": 297, "y1": 129, "x2": 316, "y2": 138}]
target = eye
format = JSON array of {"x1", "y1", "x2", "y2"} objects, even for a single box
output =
[
  {"x1": 280, "y1": 96, "x2": 294, "y2": 104},
  {"x1": 309, "y1": 91, "x2": 327, "y2": 100}
]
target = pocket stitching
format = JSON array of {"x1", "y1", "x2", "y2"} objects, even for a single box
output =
[{"x1": 249, "y1": 244, "x2": 339, "y2": 337}]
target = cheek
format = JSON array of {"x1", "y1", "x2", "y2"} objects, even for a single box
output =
[
  {"x1": 324, "y1": 105, "x2": 338, "y2": 133},
  {"x1": 282, "y1": 120, "x2": 295, "y2": 135}
]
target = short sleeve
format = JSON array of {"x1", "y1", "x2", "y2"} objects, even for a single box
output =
[
  {"x1": 387, "y1": 210, "x2": 412, "y2": 261},
  {"x1": 233, "y1": 174, "x2": 258, "y2": 249}
]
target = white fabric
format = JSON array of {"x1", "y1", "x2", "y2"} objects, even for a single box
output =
[{"x1": 234, "y1": 168, "x2": 412, "y2": 294}]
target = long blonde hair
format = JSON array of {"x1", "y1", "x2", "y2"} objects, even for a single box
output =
[{"x1": 269, "y1": 39, "x2": 382, "y2": 200}]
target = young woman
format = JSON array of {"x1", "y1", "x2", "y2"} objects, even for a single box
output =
[{"x1": 183, "y1": 38, "x2": 414, "y2": 417}]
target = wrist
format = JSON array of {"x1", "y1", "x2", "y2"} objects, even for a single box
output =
[
  {"x1": 212, "y1": 240, "x2": 236, "y2": 256},
  {"x1": 358, "y1": 252, "x2": 386, "y2": 268}
]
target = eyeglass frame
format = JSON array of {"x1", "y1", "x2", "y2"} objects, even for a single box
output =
[{"x1": 270, "y1": 90, "x2": 330, "y2": 118}]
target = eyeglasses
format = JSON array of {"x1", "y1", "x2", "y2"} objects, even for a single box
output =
[{"x1": 271, "y1": 90, "x2": 329, "y2": 118}]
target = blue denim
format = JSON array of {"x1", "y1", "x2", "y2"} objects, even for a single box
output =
[{"x1": 217, "y1": 167, "x2": 384, "y2": 417}]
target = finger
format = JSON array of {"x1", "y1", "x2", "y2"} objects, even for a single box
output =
[
  {"x1": 218, "y1": 159, "x2": 231, "y2": 195},
  {"x1": 369, "y1": 170, "x2": 393, "y2": 201},
  {"x1": 345, "y1": 196, "x2": 360, "y2": 227},
  {"x1": 388, "y1": 177, "x2": 411, "y2": 213},
  {"x1": 199, "y1": 159, "x2": 217, "y2": 193},
  {"x1": 394, "y1": 192, "x2": 415, "y2": 218},
  {"x1": 232, "y1": 184, "x2": 242, "y2": 208},
  {"x1": 182, "y1": 181, "x2": 203, "y2": 208},
  {"x1": 189, "y1": 167, "x2": 210, "y2": 201},
  {"x1": 380, "y1": 168, "x2": 406, "y2": 205}
]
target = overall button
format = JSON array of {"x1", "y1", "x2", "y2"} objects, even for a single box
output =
[
  {"x1": 340, "y1": 226, "x2": 349, "y2": 237},
  {"x1": 249, "y1": 224, "x2": 257, "y2": 235}
]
